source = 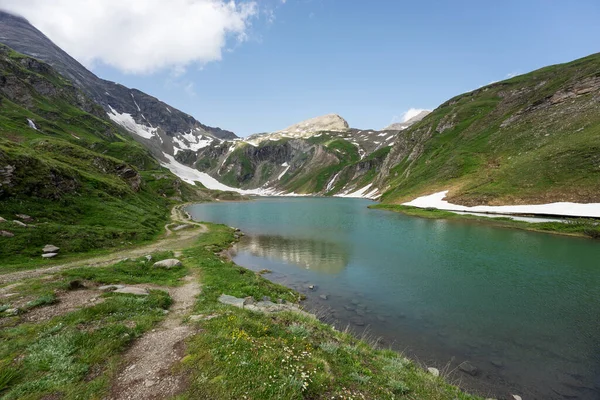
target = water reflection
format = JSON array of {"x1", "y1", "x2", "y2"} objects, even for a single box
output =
[{"x1": 233, "y1": 234, "x2": 350, "y2": 274}]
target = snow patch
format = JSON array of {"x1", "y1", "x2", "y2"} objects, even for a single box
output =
[
  {"x1": 277, "y1": 164, "x2": 291, "y2": 180},
  {"x1": 404, "y1": 190, "x2": 600, "y2": 218},
  {"x1": 27, "y1": 119, "x2": 38, "y2": 130},
  {"x1": 336, "y1": 184, "x2": 375, "y2": 199},
  {"x1": 325, "y1": 171, "x2": 341, "y2": 192},
  {"x1": 130, "y1": 93, "x2": 141, "y2": 112},
  {"x1": 160, "y1": 154, "x2": 240, "y2": 191},
  {"x1": 107, "y1": 106, "x2": 157, "y2": 139}
]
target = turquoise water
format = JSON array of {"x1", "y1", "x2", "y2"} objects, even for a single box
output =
[{"x1": 187, "y1": 197, "x2": 600, "y2": 399}]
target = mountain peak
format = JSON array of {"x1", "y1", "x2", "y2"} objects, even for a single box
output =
[
  {"x1": 278, "y1": 113, "x2": 349, "y2": 135},
  {"x1": 384, "y1": 110, "x2": 431, "y2": 130}
]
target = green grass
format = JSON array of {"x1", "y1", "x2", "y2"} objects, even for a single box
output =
[
  {"x1": 380, "y1": 53, "x2": 600, "y2": 205},
  {"x1": 371, "y1": 204, "x2": 600, "y2": 239},
  {"x1": 0, "y1": 251, "x2": 186, "y2": 399},
  {"x1": 177, "y1": 224, "x2": 481, "y2": 400},
  {"x1": 61, "y1": 251, "x2": 188, "y2": 286}
]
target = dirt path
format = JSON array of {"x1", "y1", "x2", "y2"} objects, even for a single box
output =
[
  {"x1": 108, "y1": 274, "x2": 201, "y2": 400},
  {"x1": 0, "y1": 205, "x2": 207, "y2": 287}
]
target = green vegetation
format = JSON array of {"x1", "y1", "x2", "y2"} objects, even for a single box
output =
[
  {"x1": 178, "y1": 224, "x2": 481, "y2": 399},
  {"x1": 0, "y1": 251, "x2": 185, "y2": 399},
  {"x1": 371, "y1": 204, "x2": 600, "y2": 239},
  {"x1": 381, "y1": 53, "x2": 600, "y2": 205},
  {"x1": 0, "y1": 45, "x2": 221, "y2": 272}
]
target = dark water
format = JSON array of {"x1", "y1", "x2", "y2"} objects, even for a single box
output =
[{"x1": 187, "y1": 197, "x2": 600, "y2": 399}]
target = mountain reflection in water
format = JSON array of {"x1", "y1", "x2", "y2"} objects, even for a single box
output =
[{"x1": 232, "y1": 234, "x2": 349, "y2": 274}]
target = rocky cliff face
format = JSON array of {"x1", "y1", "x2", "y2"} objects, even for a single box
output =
[{"x1": 0, "y1": 11, "x2": 237, "y2": 163}]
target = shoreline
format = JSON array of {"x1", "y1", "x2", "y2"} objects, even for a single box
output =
[{"x1": 370, "y1": 204, "x2": 600, "y2": 240}]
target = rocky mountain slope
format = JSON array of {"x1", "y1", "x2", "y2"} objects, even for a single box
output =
[
  {"x1": 0, "y1": 11, "x2": 236, "y2": 164},
  {"x1": 178, "y1": 114, "x2": 415, "y2": 197},
  {"x1": 376, "y1": 53, "x2": 600, "y2": 206},
  {"x1": 0, "y1": 44, "x2": 240, "y2": 266}
]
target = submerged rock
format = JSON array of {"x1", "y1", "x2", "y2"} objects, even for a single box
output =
[
  {"x1": 319, "y1": 294, "x2": 328, "y2": 300},
  {"x1": 458, "y1": 361, "x2": 478, "y2": 376},
  {"x1": 152, "y1": 259, "x2": 182, "y2": 269}
]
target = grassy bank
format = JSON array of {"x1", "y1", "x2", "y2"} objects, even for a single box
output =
[
  {"x1": 178, "y1": 224, "x2": 481, "y2": 400},
  {"x1": 370, "y1": 204, "x2": 600, "y2": 239}
]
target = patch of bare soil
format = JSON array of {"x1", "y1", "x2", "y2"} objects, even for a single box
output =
[
  {"x1": 107, "y1": 275, "x2": 201, "y2": 400},
  {"x1": 23, "y1": 288, "x2": 104, "y2": 323}
]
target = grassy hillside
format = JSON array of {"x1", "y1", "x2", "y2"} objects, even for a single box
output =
[
  {"x1": 0, "y1": 45, "x2": 226, "y2": 269},
  {"x1": 379, "y1": 53, "x2": 600, "y2": 205}
]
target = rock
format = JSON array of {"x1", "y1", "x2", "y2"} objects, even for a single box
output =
[
  {"x1": 344, "y1": 305, "x2": 356, "y2": 311},
  {"x1": 145, "y1": 255, "x2": 152, "y2": 262},
  {"x1": 15, "y1": 214, "x2": 33, "y2": 222},
  {"x1": 189, "y1": 314, "x2": 219, "y2": 322},
  {"x1": 277, "y1": 298, "x2": 284, "y2": 304},
  {"x1": 0, "y1": 230, "x2": 14, "y2": 237},
  {"x1": 99, "y1": 284, "x2": 126, "y2": 291},
  {"x1": 351, "y1": 317, "x2": 365, "y2": 326},
  {"x1": 218, "y1": 294, "x2": 246, "y2": 308},
  {"x1": 152, "y1": 259, "x2": 182, "y2": 269},
  {"x1": 113, "y1": 287, "x2": 149, "y2": 296},
  {"x1": 13, "y1": 220, "x2": 27, "y2": 227},
  {"x1": 42, "y1": 253, "x2": 58, "y2": 258},
  {"x1": 458, "y1": 361, "x2": 478, "y2": 376},
  {"x1": 3, "y1": 308, "x2": 19, "y2": 316},
  {"x1": 42, "y1": 244, "x2": 60, "y2": 253},
  {"x1": 244, "y1": 296, "x2": 256, "y2": 305},
  {"x1": 355, "y1": 309, "x2": 366, "y2": 316},
  {"x1": 319, "y1": 294, "x2": 328, "y2": 300},
  {"x1": 0, "y1": 217, "x2": 6, "y2": 222},
  {"x1": 490, "y1": 359, "x2": 504, "y2": 368},
  {"x1": 261, "y1": 296, "x2": 271, "y2": 302},
  {"x1": 427, "y1": 367, "x2": 440, "y2": 377},
  {"x1": 308, "y1": 285, "x2": 316, "y2": 290},
  {"x1": 512, "y1": 395, "x2": 522, "y2": 400}
]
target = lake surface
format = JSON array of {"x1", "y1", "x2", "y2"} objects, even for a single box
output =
[{"x1": 187, "y1": 197, "x2": 600, "y2": 399}]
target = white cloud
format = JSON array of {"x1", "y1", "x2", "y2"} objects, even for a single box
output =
[{"x1": 0, "y1": 0, "x2": 258, "y2": 74}]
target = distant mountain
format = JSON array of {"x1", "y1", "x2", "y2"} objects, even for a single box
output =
[
  {"x1": 0, "y1": 11, "x2": 237, "y2": 162},
  {"x1": 384, "y1": 110, "x2": 431, "y2": 130},
  {"x1": 245, "y1": 114, "x2": 350, "y2": 145}
]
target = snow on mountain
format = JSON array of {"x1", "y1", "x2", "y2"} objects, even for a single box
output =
[{"x1": 107, "y1": 106, "x2": 157, "y2": 139}]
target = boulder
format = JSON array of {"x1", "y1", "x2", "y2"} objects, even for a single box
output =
[
  {"x1": 113, "y1": 287, "x2": 149, "y2": 296},
  {"x1": 218, "y1": 294, "x2": 246, "y2": 308},
  {"x1": 15, "y1": 214, "x2": 33, "y2": 222},
  {"x1": 13, "y1": 220, "x2": 27, "y2": 227},
  {"x1": 152, "y1": 259, "x2": 182, "y2": 269},
  {"x1": 43, "y1": 244, "x2": 60, "y2": 253},
  {"x1": 99, "y1": 284, "x2": 126, "y2": 291},
  {"x1": 458, "y1": 361, "x2": 478, "y2": 376},
  {"x1": 42, "y1": 253, "x2": 58, "y2": 258},
  {"x1": 0, "y1": 230, "x2": 14, "y2": 237},
  {"x1": 427, "y1": 367, "x2": 440, "y2": 377}
]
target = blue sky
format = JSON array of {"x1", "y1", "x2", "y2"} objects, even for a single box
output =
[{"x1": 8, "y1": 0, "x2": 600, "y2": 136}]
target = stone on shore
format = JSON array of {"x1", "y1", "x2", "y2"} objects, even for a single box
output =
[
  {"x1": 427, "y1": 367, "x2": 440, "y2": 377},
  {"x1": 458, "y1": 361, "x2": 478, "y2": 376},
  {"x1": 0, "y1": 217, "x2": 6, "y2": 223},
  {"x1": 43, "y1": 244, "x2": 60, "y2": 253},
  {"x1": 152, "y1": 259, "x2": 182, "y2": 269},
  {"x1": 218, "y1": 294, "x2": 314, "y2": 318}
]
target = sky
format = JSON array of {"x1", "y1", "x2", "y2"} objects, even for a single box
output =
[{"x1": 1, "y1": 0, "x2": 600, "y2": 136}]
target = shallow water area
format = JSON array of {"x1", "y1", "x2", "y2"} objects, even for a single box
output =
[{"x1": 188, "y1": 197, "x2": 600, "y2": 399}]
